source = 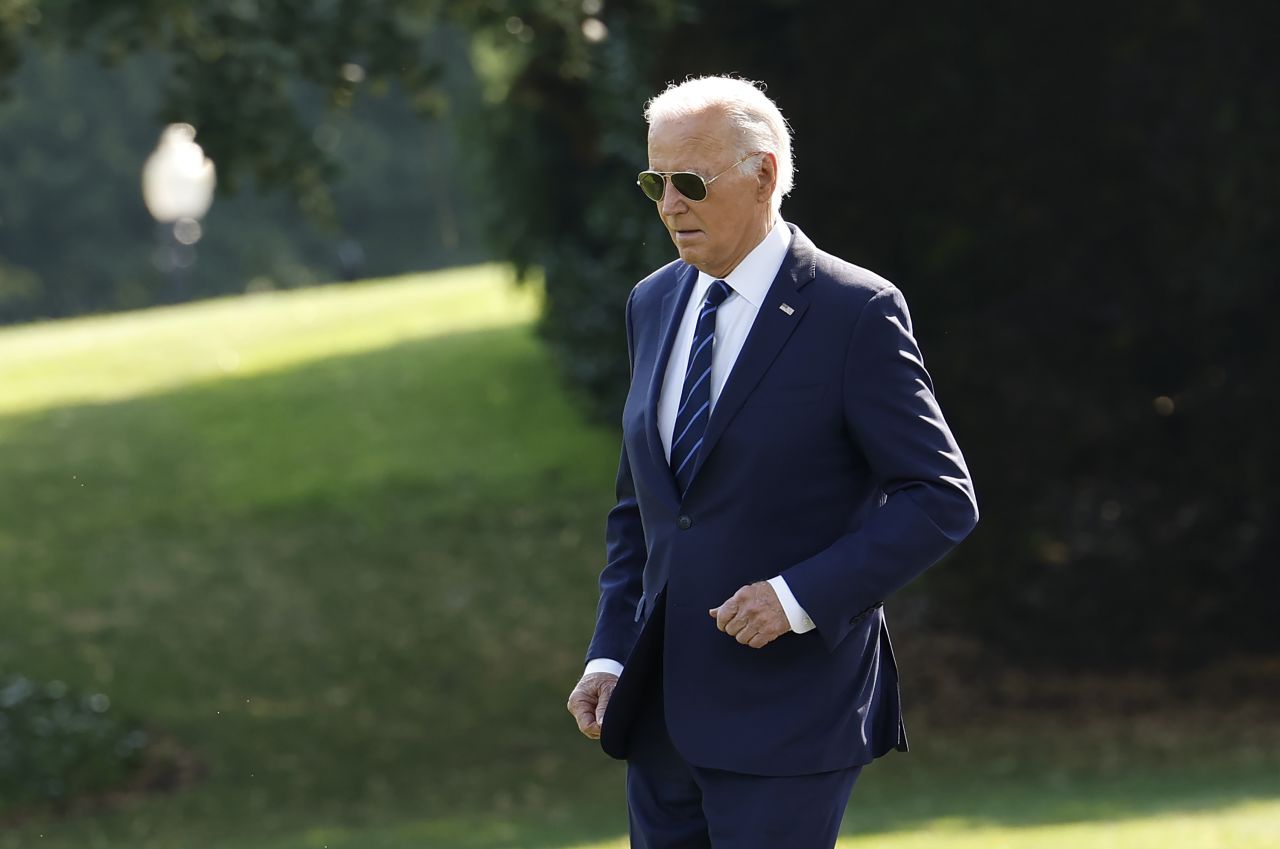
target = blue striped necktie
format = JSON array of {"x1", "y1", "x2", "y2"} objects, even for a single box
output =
[{"x1": 670, "y1": 279, "x2": 732, "y2": 497}]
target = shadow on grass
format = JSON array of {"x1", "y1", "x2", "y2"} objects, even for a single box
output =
[
  {"x1": 844, "y1": 745, "x2": 1280, "y2": 835},
  {"x1": 3, "y1": 321, "x2": 1278, "y2": 849},
  {"x1": 0, "y1": 322, "x2": 624, "y2": 847}
]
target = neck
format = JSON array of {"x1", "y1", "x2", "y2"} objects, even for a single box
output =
[{"x1": 708, "y1": 212, "x2": 776, "y2": 279}]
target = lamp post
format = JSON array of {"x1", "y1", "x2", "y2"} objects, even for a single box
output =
[{"x1": 141, "y1": 124, "x2": 216, "y2": 303}]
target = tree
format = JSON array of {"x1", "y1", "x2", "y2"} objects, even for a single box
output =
[{"x1": 0, "y1": 2, "x2": 489, "y2": 321}]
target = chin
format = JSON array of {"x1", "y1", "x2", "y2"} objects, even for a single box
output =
[{"x1": 675, "y1": 245, "x2": 705, "y2": 269}]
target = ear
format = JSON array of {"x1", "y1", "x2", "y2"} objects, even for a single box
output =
[{"x1": 756, "y1": 152, "x2": 778, "y2": 204}]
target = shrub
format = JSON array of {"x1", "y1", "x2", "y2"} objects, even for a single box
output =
[{"x1": 0, "y1": 676, "x2": 149, "y2": 813}]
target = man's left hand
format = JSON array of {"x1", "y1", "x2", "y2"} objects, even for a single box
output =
[{"x1": 710, "y1": 581, "x2": 791, "y2": 648}]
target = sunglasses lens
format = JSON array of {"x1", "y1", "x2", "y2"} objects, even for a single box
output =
[
  {"x1": 637, "y1": 172, "x2": 665, "y2": 202},
  {"x1": 670, "y1": 172, "x2": 708, "y2": 201}
]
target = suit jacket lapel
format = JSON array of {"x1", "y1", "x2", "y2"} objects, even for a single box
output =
[
  {"x1": 643, "y1": 263, "x2": 699, "y2": 507},
  {"x1": 686, "y1": 226, "x2": 818, "y2": 488}
]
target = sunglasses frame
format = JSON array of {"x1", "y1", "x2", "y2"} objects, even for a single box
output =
[{"x1": 636, "y1": 151, "x2": 766, "y2": 203}]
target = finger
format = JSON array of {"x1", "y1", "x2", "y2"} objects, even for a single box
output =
[
  {"x1": 714, "y1": 598, "x2": 739, "y2": 631},
  {"x1": 735, "y1": 627, "x2": 758, "y2": 645},
  {"x1": 575, "y1": 701, "x2": 600, "y2": 737},
  {"x1": 569, "y1": 695, "x2": 595, "y2": 724},
  {"x1": 595, "y1": 683, "x2": 614, "y2": 726},
  {"x1": 567, "y1": 689, "x2": 598, "y2": 730},
  {"x1": 573, "y1": 705, "x2": 599, "y2": 737},
  {"x1": 723, "y1": 596, "x2": 755, "y2": 637},
  {"x1": 747, "y1": 632, "x2": 772, "y2": 649}
]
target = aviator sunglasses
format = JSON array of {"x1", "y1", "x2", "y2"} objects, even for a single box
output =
[{"x1": 636, "y1": 151, "x2": 765, "y2": 203}]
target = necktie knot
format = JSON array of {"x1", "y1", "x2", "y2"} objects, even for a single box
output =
[{"x1": 705, "y1": 279, "x2": 731, "y2": 308}]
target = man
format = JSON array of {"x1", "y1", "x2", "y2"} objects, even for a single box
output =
[{"x1": 566, "y1": 76, "x2": 978, "y2": 848}]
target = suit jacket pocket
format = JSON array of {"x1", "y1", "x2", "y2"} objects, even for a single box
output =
[{"x1": 744, "y1": 382, "x2": 826, "y2": 407}]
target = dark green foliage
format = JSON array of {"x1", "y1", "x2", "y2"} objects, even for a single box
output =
[
  {"x1": 21, "y1": 1, "x2": 436, "y2": 212},
  {"x1": 636, "y1": 2, "x2": 1280, "y2": 665},
  {"x1": 0, "y1": 49, "x2": 485, "y2": 322},
  {"x1": 462, "y1": 4, "x2": 682, "y2": 416},
  {"x1": 0, "y1": 4, "x2": 485, "y2": 323},
  {"x1": 0, "y1": 676, "x2": 148, "y2": 812},
  {"x1": 469, "y1": 0, "x2": 1280, "y2": 664},
  {"x1": 2, "y1": 1, "x2": 1275, "y2": 667}
]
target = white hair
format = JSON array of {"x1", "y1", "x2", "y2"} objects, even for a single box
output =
[{"x1": 644, "y1": 75, "x2": 795, "y2": 213}]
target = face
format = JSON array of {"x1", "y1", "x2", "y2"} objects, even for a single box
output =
[{"x1": 646, "y1": 109, "x2": 777, "y2": 279}]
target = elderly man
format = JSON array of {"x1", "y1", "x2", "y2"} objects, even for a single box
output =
[{"x1": 567, "y1": 76, "x2": 978, "y2": 848}]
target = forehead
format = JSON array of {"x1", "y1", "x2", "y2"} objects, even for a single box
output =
[{"x1": 647, "y1": 110, "x2": 734, "y2": 170}]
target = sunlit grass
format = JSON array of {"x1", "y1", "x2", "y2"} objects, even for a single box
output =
[
  {"x1": 0, "y1": 266, "x2": 624, "y2": 848},
  {"x1": 835, "y1": 797, "x2": 1280, "y2": 848},
  {"x1": 0, "y1": 263, "x2": 537, "y2": 415},
  {"x1": 0, "y1": 266, "x2": 1275, "y2": 848}
]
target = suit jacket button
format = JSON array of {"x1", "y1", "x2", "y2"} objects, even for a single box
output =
[{"x1": 677, "y1": 515, "x2": 692, "y2": 530}]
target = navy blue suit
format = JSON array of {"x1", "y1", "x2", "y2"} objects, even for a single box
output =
[{"x1": 588, "y1": 225, "x2": 977, "y2": 799}]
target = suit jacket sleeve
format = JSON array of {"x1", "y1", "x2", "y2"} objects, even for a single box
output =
[
  {"x1": 781, "y1": 286, "x2": 978, "y2": 652},
  {"x1": 586, "y1": 287, "x2": 648, "y2": 664}
]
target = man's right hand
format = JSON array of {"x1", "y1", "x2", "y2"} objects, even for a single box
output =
[{"x1": 566, "y1": 671, "x2": 619, "y2": 740}]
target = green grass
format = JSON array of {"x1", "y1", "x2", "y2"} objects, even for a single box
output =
[{"x1": 1, "y1": 266, "x2": 1276, "y2": 848}]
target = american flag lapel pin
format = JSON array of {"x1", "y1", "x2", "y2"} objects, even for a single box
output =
[{"x1": 779, "y1": 303, "x2": 795, "y2": 316}]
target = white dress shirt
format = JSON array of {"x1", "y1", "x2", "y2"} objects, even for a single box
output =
[{"x1": 585, "y1": 218, "x2": 814, "y2": 679}]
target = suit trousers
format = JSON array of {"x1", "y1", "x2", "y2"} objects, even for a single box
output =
[{"x1": 624, "y1": 625, "x2": 861, "y2": 849}]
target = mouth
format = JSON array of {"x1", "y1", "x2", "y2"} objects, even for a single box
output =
[{"x1": 671, "y1": 228, "x2": 703, "y2": 243}]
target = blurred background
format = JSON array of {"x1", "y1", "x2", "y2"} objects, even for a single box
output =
[{"x1": 0, "y1": 1, "x2": 1276, "y2": 847}]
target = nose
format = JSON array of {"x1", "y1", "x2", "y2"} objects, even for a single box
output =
[{"x1": 659, "y1": 179, "x2": 689, "y2": 216}]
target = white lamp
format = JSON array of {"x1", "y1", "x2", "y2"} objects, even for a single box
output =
[{"x1": 142, "y1": 123, "x2": 216, "y2": 243}]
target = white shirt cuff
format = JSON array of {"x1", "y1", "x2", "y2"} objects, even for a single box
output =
[
  {"x1": 584, "y1": 658, "x2": 624, "y2": 678},
  {"x1": 767, "y1": 576, "x2": 816, "y2": 633}
]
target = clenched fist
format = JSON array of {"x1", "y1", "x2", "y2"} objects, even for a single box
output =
[
  {"x1": 710, "y1": 581, "x2": 791, "y2": 648},
  {"x1": 566, "y1": 671, "x2": 619, "y2": 739}
]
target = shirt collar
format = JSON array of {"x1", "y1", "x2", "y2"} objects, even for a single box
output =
[{"x1": 696, "y1": 217, "x2": 793, "y2": 310}]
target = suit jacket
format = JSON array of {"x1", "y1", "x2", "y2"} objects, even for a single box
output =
[{"x1": 587, "y1": 224, "x2": 978, "y2": 776}]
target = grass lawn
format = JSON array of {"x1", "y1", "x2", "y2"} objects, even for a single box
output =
[{"x1": 1, "y1": 266, "x2": 1276, "y2": 848}]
